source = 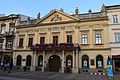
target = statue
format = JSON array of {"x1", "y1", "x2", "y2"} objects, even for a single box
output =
[
  {"x1": 75, "y1": 7, "x2": 79, "y2": 15},
  {"x1": 37, "y1": 12, "x2": 40, "y2": 19}
]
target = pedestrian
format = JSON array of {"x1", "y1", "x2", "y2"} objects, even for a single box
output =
[
  {"x1": 0, "y1": 62, "x2": 3, "y2": 69},
  {"x1": 7, "y1": 62, "x2": 11, "y2": 73},
  {"x1": 4, "y1": 63, "x2": 7, "y2": 71}
]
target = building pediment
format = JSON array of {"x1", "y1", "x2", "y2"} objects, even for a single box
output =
[{"x1": 36, "y1": 10, "x2": 78, "y2": 25}]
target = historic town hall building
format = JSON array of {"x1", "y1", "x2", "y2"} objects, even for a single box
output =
[
  {"x1": 0, "y1": 4, "x2": 119, "y2": 74},
  {"x1": 13, "y1": 6, "x2": 110, "y2": 73}
]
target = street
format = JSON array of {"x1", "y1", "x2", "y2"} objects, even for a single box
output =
[{"x1": 0, "y1": 70, "x2": 120, "y2": 80}]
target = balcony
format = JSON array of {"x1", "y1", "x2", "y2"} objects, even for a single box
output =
[
  {"x1": 4, "y1": 31, "x2": 14, "y2": 37},
  {"x1": 31, "y1": 43, "x2": 80, "y2": 51}
]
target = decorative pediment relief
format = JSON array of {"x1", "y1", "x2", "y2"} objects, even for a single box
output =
[
  {"x1": 36, "y1": 10, "x2": 78, "y2": 24},
  {"x1": 51, "y1": 14, "x2": 62, "y2": 22}
]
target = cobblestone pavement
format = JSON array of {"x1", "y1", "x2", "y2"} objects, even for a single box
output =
[{"x1": 0, "y1": 70, "x2": 120, "y2": 80}]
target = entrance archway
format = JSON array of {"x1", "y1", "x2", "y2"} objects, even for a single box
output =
[
  {"x1": 38, "y1": 55, "x2": 43, "y2": 67},
  {"x1": 82, "y1": 55, "x2": 89, "y2": 68},
  {"x1": 49, "y1": 55, "x2": 61, "y2": 72},
  {"x1": 66, "y1": 55, "x2": 72, "y2": 68},
  {"x1": 16, "y1": 55, "x2": 22, "y2": 66},
  {"x1": 26, "y1": 55, "x2": 31, "y2": 66},
  {"x1": 96, "y1": 55, "x2": 103, "y2": 69}
]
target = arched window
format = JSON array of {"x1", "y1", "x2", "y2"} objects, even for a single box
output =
[
  {"x1": 26, "y1": 55, "x2": 31, "y2": 66},
  {"x1": 38, "y1": 55, "x2": 43, "y2": 67},
  {"x1": 82, "y1": 55, "x2": 89, "y2": 68},
  {"x1": 66, "y1": 55, "x2": 73, "y2": 68},
  {"x1": 96, "y1": 55, "x2": 103, "y2": 68},
  {"x1": 16, "y1": 55, "x2": 22, "y2": 66}
]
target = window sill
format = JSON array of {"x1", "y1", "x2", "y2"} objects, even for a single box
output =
[
  {"x1": 94, "y1": 44, "x2": 103, "y2": 45},
  {"x1": 17, "y1": 46, "x2": 24, "y2": 48},
  {"x1": 81, "y1": 44, "x2": 89, "y2": 46}
]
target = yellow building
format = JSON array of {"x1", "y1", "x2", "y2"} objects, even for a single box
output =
[{"x1": 13, "y1": 8, "x2": 110, "y2": 73}]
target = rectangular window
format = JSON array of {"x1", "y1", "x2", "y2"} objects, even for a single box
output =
[
  {"x1": 81, "y1": 34, "x2": 88, "y2": 44},
  {"x1": 40, "y1": 37, "x2": 45, "y2": 44},
  {"x1": 9, "y1": 23, "x2": 15, "y2": 32},
  {"x1": 28, "y1": 38, "x2": 33, "y2": 47},
  {"x1": 95, "y1": 32, "x2": 102, "y2": 44},
  {"x1": 7, "y1": 40, "x2": 12, "y2": 48},
  {"x1": 113, "y1": 15, "x2": 118, "y2": 23},
  {"x1": 0, "y1": 42, "x2": 3, "y2": 49},
  {"x1": 19, "y1": 38, "x2": 24, "y2": 47},
  {"x1": 0, "y1": 24, "x2": 5, "y2": 34},
  {"x1": 53, "y1": 36, "x2": 58, "y2": 45},
  {"x1": 115, "y1": 33, "x2": 120, "y2": 42},
  {"x1": 67, "y1": 35, "x2": 72, "y2": 43}
]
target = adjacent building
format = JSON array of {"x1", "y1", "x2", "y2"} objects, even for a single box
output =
[
  {"x1": 103, "y1": 5, "x2": 120, "y2": 73},
  {"x1": 0, "y1": 14, "x2": 32, "y2": 67}
]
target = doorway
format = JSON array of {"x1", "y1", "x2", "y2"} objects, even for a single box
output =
[{"x1": 49, "y1": 55, "x2": 61, "y2": 72}]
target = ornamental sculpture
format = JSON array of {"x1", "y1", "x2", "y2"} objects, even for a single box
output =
[{"x1": 51, "y1": 14, "x2": 62, "y2": 22}]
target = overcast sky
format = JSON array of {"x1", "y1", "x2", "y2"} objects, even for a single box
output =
[{"x1": 0, "y1": 0, "x2": 120, "y2": 18}]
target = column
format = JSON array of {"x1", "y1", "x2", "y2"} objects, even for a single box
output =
[
  {"x1": 42, "y1": 50, "x2": 45, "y2": 72},
  {"x1": 24, "y1": 33, "x2": 27, "y2": 49},
  {"x1": 61, "y1": 27, "x2": 65, "y2": 43},
  {"x1": 30, "y1": 51, "x2": 36, "y2": 71},
  {"x1": 48, "y1": 28, "x2": 51, "y2": 43},
  {"x1": 72, "y1": 50, "x2": 75, "y2": 73},
  {"x1": 2, "y1": 37, "x2": 6, "y2": 50},
  {"x1": 75, "y1": 27, "x2": 79, "y2": 43},
  {"x1": 62, "y1": 50, "x2": 65, "y2": 73},
  {"x1": 75, "y1": 50, "x2": 79, "y2": 73}
]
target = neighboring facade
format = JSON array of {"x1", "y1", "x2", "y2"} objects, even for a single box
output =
[
  {"x1": 104, "y1": 5, "x2": 120, "y2": 73},
  {"x1": 13, "y1": 8, "x2": 110, "y2": 73},
  {"x1": 0, "y1": 14, "x2": 19, "y2": 66},
  {"x1": 0, "y1": 14, "x2": 32, "y2": 67}
]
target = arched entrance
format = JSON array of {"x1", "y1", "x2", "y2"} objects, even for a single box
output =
[
  {"x1": 49, "y1": 55, "x2": 61, "y2": 72},
  {"x1": 26, "y1": 55, "x2": 31, "y2": 66},
  {"x1": 96, "y1": 55, "x2": 103, "y2": 69},
  {"x1": 3, "y1": 55, "x2": 13, "y2": 69},
  {"x1": 66, "y1": 55, "x2": 72, "y2": 68},
  {"x1": 16, "y1": 55, "x2": 22, "y2": 66},
  {"x1": 38, "y1": 55, "x2": 43, "y2": 67},
  {"x1": 82, "y1": 55, "x2": 89, "y2": 68},
  {"x1": 66, "y1": 55, "x2": 72, "y2": 73}
]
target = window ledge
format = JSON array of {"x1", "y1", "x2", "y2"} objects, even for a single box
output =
[
  {"x1": 81, "y1": 44, "x2": 89, "y2": 46},
  {"x1": 94, "y1": 44, "x2": 103, "y2": 45},
  {"x1": 17, "y1": 46, "x2": 24, "y2": 48}
]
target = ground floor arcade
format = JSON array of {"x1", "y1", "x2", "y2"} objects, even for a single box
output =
[{"x1": 13, "y1": 49, "x2": 110, "y2": 73}]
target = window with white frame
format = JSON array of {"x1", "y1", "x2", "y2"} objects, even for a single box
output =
[
  {"x1": 67, "y1": 35, "x2": 72, "y2": 43},
  {"x1": 7, "y1": 40, "x2": 12, "y2": 48},
  {"x1": 81, "y1": 34, "x2": 88, "y2": 44},
  {"x1": 95, "y1": 32, "x2": 102, "y2": 44},
  {"x1": 112, "y1": 15, "x2": 118, "y2": 23},
  {"x1": 115, "y1": 33, "x2": 120, "y2": 42}
]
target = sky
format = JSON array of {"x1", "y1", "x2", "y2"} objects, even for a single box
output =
[{"x1": 0, "y1": 0, "x2": 120, "y2": 18}]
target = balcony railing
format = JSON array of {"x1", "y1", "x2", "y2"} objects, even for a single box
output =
[{"x1": 31, "y1": 43, "x2": 80, "y2": 51}]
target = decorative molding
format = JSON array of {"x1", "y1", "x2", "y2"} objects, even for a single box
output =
[{"x1": 51, "y1": 14, "x2": 62, "y2": 22}]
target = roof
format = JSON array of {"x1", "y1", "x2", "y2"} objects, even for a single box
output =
[{"x1": 105, "y1": 5, "x2": 120, "y2": 10}]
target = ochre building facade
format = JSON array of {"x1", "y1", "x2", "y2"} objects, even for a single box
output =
[{"x1": 13, "y1": 8, "x2": 110, "y2": 73}]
